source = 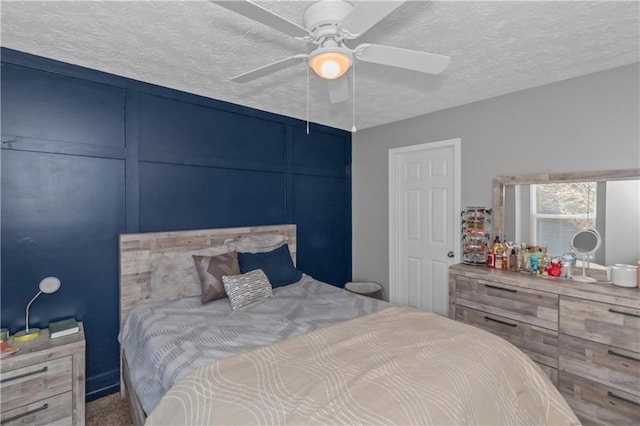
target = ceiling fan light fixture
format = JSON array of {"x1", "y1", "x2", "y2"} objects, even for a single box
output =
[{"x1": 309, "y1": 49, "x2": 352, "y2": 80}]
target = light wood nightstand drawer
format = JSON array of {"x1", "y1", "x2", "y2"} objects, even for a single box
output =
[
  {"x1": 559, "y1": 334, "x2": 640, "y2": 396},
  {"x1": 0, "y1": 356, "x2": 73, "y2": 413},
  {"x1": 0, "y1": 391, "x2": 72, "y2": 426},
  {"x1": 560, "y1": 296, "x2": 640, "y2": 353},
  {"x1": 560, "y1": 371, "x2": 640, "y2": 425},
  {"x1": 456, "y1": 305, "x2": 558, "y2": 368},
  {"x1": 455, "y1": 276, "x2": 558, "y2": 330}
]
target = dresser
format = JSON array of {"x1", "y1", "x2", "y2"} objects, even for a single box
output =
[
  {"x1": 449, "y1": 264, "x2": 640, "y2": 425},
  {"x1": 0, "y1": 323, "x2": 85, "y2": 425}
]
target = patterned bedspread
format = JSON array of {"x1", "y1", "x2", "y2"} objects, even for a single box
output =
[
  {"x1": 119, "y1": 275, "x2": 389, "y2": 414},
  {"x1": 146, "y1": 306, "x2": 579, "y2": 426}
]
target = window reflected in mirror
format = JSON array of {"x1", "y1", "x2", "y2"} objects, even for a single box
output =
[
  {"x1": 531, "y1": 182, "x2": 596, "y2": 257},
  {"x1": 505, "y1": 179, "x2": 639, "y2": 265}
]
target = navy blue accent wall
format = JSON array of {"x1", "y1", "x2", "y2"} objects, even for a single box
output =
[{"x1": 1, "y1": 48, "x2": 352, "y2": 400}]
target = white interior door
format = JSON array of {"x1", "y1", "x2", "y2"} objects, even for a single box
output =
[{"x1": 389, "y1": 139, "x2": 460, "y2": 316}]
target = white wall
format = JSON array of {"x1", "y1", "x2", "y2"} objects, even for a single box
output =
[{"x1": 352, "y1": 63, "x2": 640, "y2": 296}]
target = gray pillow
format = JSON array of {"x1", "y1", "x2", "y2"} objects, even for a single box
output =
[
  {"x1": 150, "y1": 246, "x2": 228, "y2": 301},
  {"x1": 222, "y1": 269, "x2": 273, "y2": 310},
  {"x1": 193, "y1": 251, "x2": 240, "y2": 304},
  {"x1": 225, "y1": 234, "x2": 286, "y2": 254}
]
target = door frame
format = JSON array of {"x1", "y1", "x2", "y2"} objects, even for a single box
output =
[{"x1": 388, "y1": 138, "x2": 461, "y2": 306}]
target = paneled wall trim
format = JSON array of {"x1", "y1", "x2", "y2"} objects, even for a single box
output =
[{"x1": 0, "y1": 48, "x2": 352, "y2": 400}]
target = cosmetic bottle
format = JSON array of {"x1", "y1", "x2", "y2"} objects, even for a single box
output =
[
  {"x1": 523, "y1": 248, "x2": 531, "y2": 272},
  {"x1": 509, "y1": 249, "x2": 517, "y2": 272},
  {"x1": 530, "y1": 252, "x2": 539, "y2": 274},
  {"x1": 491, "y1": 236, "x2": 504, "y2": 269},
  {"x1": 537, "y1": 250, "x2": 547, "y2": 271},
  {"x1": 516, "y1": 246, "x2": 524, "y2": 271},
  {"x1": 562, "y1": 250, "x2": 576, "y2": 279},
  {"x1": 487, "y1": 236, "x2": 500, "y2": 268}
]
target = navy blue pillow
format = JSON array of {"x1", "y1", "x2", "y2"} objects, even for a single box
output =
[{"x1": 238, "y1": 244, "x2": 302, "y2": 288}]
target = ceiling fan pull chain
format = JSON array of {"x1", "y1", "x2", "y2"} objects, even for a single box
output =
[{"x1": 351, "y1": 60, "x2": 357, "y2": 133}]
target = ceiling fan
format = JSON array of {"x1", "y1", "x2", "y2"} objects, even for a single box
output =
[{"x1": 211, "y1": 0, "x2": 451, "y2": 104}]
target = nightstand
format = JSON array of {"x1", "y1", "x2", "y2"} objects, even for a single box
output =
[{"x1": 0, "y1": 323, "x2": 85, "y2": 425}]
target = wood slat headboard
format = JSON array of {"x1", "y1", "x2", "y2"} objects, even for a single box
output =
[{"x1": 119, "y1": 224, "x2": 296, "y2": 328}]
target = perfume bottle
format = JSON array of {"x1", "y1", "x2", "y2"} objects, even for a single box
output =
[
  {"x1": 562, "y1": 250, "x2": 577, "y2": 279},
  {"x1": 509, "y1": 248, "x2": 517, "y2": 271}
]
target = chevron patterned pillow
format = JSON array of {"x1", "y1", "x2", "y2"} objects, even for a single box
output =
[
  {"x1": 222, "y1": 269, "x2": 273, "y2": 310},
  {"x1": 193, "y1": 251, "x2": 240, "y2": 304}
]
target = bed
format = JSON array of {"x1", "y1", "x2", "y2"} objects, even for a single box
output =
[{"x1": 119, "y1": 224, "x2": 579, "y2": 426}]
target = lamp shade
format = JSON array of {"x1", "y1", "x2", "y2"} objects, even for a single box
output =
[
  {"x1": 39, "y1": 276, "x2": 61, "y2": 294},
  {"x1": 309, "y1": 48, "x2": 353, "y2": 80}
]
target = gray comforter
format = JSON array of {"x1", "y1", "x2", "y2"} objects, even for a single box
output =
[
  {"x1": 147, "y1": 306, "x2": 579, "y2": 426},
  {"x1": 118, "y1": 275, "x2": 389, "y2": 414}
]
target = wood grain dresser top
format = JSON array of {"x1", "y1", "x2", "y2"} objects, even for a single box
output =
[{"x1": 450, "y1": 264, "x2": 640, "y2": 309}]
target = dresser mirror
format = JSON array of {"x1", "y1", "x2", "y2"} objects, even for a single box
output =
[{"x1": 493, "y1": 168, "x2": 640, "y2": 266}]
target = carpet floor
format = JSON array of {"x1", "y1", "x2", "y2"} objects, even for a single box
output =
[{"x1": 87, "y1": 393, "x2": 133, "y2": 426}]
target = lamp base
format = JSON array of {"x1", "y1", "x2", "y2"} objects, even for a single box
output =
[{"x1": 13, "y1": 328, "x2": 41, "y2": 342}]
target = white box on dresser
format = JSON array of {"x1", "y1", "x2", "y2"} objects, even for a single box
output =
[
  {"x1": 449, "y1": 264, "x2": 640, "y2": 425},
  {"x1": 0, "y1": 323, "x2": 85, "y2": 425}
]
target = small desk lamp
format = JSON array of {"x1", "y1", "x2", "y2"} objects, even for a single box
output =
[{"x1": 13, "y1": 277, "x2": 61, "y2": 342}]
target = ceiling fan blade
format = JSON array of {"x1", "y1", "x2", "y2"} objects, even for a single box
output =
[
  {"x1": 340, "y1": 1, "x2": 405, "y2": 38},
  {"x1": 210, "y1": 1, "x2": 311, "y2": 38},
  {"x1": 231, "y1": 55, "x2": 308, "y2": 83},
  {"x1": 327, "y1": 77, "x2": 349, "y2": 104},
  {"x1": 355, "y1": 44, "x2": 451, "y2": 75}
]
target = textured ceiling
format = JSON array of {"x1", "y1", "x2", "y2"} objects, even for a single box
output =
[{"x1": 2, "y1": 1, "x2": 639, "y2": 131}]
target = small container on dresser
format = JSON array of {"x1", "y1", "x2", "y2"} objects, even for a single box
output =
[
  {"x1": 0, "y1": 323, "x2": 85, "y2": 426},
  {"x1": 449, "y1": 264, "x2": 640, "y2": 425}
]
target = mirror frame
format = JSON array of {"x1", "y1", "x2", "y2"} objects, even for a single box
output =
[
  {"x1": 493, "y1": 168, "x2": 640, "y2": 239},
  {"x1": 570, "y1": 228, "x2": 602, "y2": 255}
]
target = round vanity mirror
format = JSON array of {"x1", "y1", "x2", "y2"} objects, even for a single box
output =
[{"x1": 570, "y1": 229, "x2": 601, "y2": 282}]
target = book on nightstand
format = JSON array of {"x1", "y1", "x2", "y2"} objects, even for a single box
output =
[{"x1": 49, "y1": 318, "x2": 79, "y2": 339}]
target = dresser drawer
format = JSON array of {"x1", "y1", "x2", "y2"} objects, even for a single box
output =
[
  {"x1": 560, "y1": 371, "x2": 640, "y2": 425},
  {"x1": 560, "y1": 334, "x2": 640, "y2": 396},
  {"x1": 456, "y1": 305, "x2": 558, "y2": 368},
  {"x1": 0, "y1": 356, "x2": 73, "y2": 413},
  {"x1": 455, "y1": 276, "x2": 558, "y2": 330},
  {"x1": 560, "y1": 296, "x2": 640, "y2": 353},
  {"x1": 0, "y1": 391, "x2": 72, "y2": 426}
]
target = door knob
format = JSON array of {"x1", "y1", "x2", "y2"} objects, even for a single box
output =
[{"x1": 447, "y1": 251, "x2": 454, "y2": 258}]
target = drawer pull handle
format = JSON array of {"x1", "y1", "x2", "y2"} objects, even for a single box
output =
[
  {"x1": 0, "y1": 403, "x2": 48, "y2": 424},
  {"x1": 484, "y1": 316, "x2": 517, "y2": 327},
  {"x1": 485, "y1": 284, "x2": 517, "y2": 293},
  {"x1": 607, "y1": 349, "x2": 640, "y2": 363},
  {"x1": 0, "y1": 366, "x2": 48, "y2": 384},
  {"x1": 607, "y1": 391, "x2": 640, "y2": 407},
  {"x1": 608, "y1": 308, "x2": 640, "y2": 318}
]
